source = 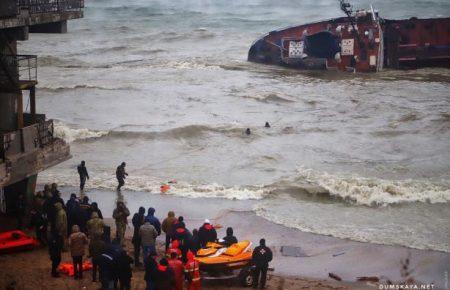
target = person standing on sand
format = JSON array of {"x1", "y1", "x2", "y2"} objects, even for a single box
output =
[
  {"x1": 140, "y1": 221, "x2": 158, "y2": 260},
  {"x1": 162, "y1": 211, "x2": 177, "y2": 251},
  {"x1": 132, "y1": 206, "x2": 146, "y2": 266},
  {"x1": 54, "y1": 202, "x2": 68, "y2": 250},
  {"x1": 48, "y1": 232, "x2": 63, "y2": 278},
  {"x1": 144, "y1": 252, "x2": 158, "y2": 290},
  {"x1": 116, "y1": 162, "x2": 128, "y2": 191},
  {"x1": 198, "y1": 219, "x2": 217, "y2": 248},
  {"x1": 89, "y1": 233, "x2": 105, "y2": 282},
  {"x1": 77, "y1": 160, "x2": 90, "y2": 191},
  {"x1": 69, "y1": 225, "x2": 88, "y2": 280},
  {"x1": 145, "y1": 207, "x2": 161, "y2": 235},
  {"x1": 117, "y1": 250, "x2": 134, "y2": 290},
  {"x1": 184, "y1": 251, "x2": 201, "y2": 290},
  {"x1": 251, "y1": 238, "x2": 273, "y2": 289},
  {"x1": 113, "y1": 201, "x2": 130, "y2": 245},
  {"x1": 87, "y1": 212, "x2": 104, "y2": 239},
  {"x1": 168, "y1": 251, "x2": 184, "y2": 290}
]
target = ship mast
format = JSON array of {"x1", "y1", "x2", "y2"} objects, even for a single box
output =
[{"x1": 339, "y1": 0, "x2": 365, "y2": 48}]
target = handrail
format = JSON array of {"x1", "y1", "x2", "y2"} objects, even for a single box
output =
[
  {"x1": 18, "y1": 0, "x2": 84, "y2": 14},
  {"x1": 0, "y1": 54, "x2": 37, "y2": 88}
]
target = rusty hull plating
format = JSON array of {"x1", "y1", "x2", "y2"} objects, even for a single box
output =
[{"x1": 248, "y1": 6, "x2": 450, "y2": 73}]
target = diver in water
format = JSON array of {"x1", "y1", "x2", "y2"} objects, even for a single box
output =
[
  {"x1": 77, "y1": 161, "x2": 89, "y2": 191},
  {"x1": 245, "y1": 128, "x2": 251, "y2": 135},
  {"x1": 264, "y1": 122, "x2": 270, "y2": 128}
]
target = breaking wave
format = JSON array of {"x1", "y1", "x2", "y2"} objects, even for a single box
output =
[
  {"x1": 290, "y1": 167, "x2": 450, "y2": 206},
  {"x1": 54, "y1": 122, "x2": 108, "y2": 143},
  {"x1": 39, "y1": 84, "x2": 136, "y2": 92},
  {"x1": 38, "y1": 172, "x2": 267, "y2": 201}
]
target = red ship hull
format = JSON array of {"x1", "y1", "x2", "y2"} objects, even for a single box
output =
[{"x1": 248, "y1": 10, "x2": 450, "y2": 73}]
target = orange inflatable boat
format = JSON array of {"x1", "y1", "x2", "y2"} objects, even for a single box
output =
[{"x1": 0, "y1": 230, "x2": 39, "y2": 254}]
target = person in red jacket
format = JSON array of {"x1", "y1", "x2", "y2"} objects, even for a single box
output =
[
  {"x1": 184, "y1": 251, "x2": 201, "y2": 290},
  {"x1": 168, "y1": 251, "x2": 184, "y2": 290}
]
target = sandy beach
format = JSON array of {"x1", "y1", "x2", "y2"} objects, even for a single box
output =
[{"x1": 1, "y1": 186, "x2": 447, "y2": 289}]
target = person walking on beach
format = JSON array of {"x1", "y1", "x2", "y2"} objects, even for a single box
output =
[
  {"x1": 113, "y1": 201, "x2": 130, "y2": 245},
  {"x1": 69, "y1": 225, "x2": 88, "y2": 280},
  {"x1": 132, "y1": 206, "x2": 146, "y2": 266},
  {"x1": 116, "y1": 162, "x2": 128, "y2": 191},
  {"x1": 162, "y1": 211, "x2": 177, "y2": 251},
  {"x1": 77, "y1": 160, "x2": 90, "y2": 191},
  {"x1": 48, "y1": 232, "x2": 63, "y2": 278},
  {"x1": 251, "y1": 238, "x2": 273, "y2": 289}
]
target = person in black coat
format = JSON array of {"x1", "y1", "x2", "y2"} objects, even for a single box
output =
[
  {"x1": 88, "y1": 202, "x2": 103, "y2": 219},
  {"x1": 117, "y1": 250, "x2": 134, "y2": 290},
  {"x1": 144, "y1": 253, "x2": 158, "y2": 290},
  {"x1": 131, "y1": 206, "x2": 146, "y2": 266},
  {"x1": 77, "y1": 161, "x2": 90, "y2": 191},
  {"x1": 198, "y1": 219, "x2": 217, "y2": 248},
  {"x1": 222, "y1": 227, "x2": 238, "y2": 246},
  {"x1": 172, "y1": 223, "x2": 192, "y2": 263},
  {"x1": 190, "y1": 229, "x2": 201, "y2": 254},
  {"x1": 48, "y1": 232, "x2": 63, "y2": 277},
  {"x1": 30, "y1": 209, "x2": 48, "y2": 245},
  {"x1": 251, "y1": 238, "x2": 273, "y2": 289}
]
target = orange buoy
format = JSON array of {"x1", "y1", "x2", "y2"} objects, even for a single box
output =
[
  {"x1": 59, "y1": 261, "x2": 93, "y2": 276},
  {"x1": 160, "y1": 184, "x2": 170, "y2": 193}
]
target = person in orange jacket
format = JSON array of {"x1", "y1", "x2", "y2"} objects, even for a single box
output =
[
  {"x1": 184, "y1": 251, "x2": 201, "y2": 290},
  {"x1": 168, "y1": 251, "x2": 184, "y2": 290}
]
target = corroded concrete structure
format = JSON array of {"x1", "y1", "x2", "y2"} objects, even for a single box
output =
[{"x1": 0, "y1": 0, "x2": 84, "y2": 215}]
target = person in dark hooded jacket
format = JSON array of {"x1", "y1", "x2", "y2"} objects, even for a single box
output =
[
  {"x1": 172, "y1": 222, "x2": 192, "y2": 263},
  {"x1": 252, "y1": 238, "x2": 273, "y2": 289},
  {"x1": 117, "y1": 250, "x2": 134, "y2": 290},
  {"x1": 144, "y1": 252, "x2": 158, "y2": 290},
  {"x1": 198, "y1": 219, "x2": 217, "y2": 248},
  {"x1": 145, "y1": 207, "x2": 161, "y2": 235},
  {"x1": 190, "y1": 229, "x2": 201, "y2": 254},
  {"x1": 223, "y1": 227, "x2": 238, "y2": 246},
  {"x1": 132, "y1": 206, "x2": 146, "y2": 266},
  {"x1": 48, "y1": 232, "x2": 63, "y2": 277},
  {"x1": 88, "y1": 202, "x2": 103, "y2": 219}
]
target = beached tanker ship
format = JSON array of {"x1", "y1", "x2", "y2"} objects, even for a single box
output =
[{"x1": 248, "y1": 0, "x2": 450, "y2": 73}]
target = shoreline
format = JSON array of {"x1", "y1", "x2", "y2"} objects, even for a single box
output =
[{"x1": 50, "y1": 186, "x2": 450, "y2": 288}]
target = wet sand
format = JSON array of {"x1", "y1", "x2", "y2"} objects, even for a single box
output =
[
  {"x1": 2, "y1": 186, "x2": 447, "y2": 289},
  {"x1": 71, "y1": 187, "x2": 450, "y2": 288}
]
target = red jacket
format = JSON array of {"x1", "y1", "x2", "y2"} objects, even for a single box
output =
[{"x1": 168, "y1": 258, "x2": 184, "y2": 290}]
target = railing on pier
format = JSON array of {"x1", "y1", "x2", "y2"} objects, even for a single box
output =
[
  {"x1": 0, "y1": 120, "x2": 55, "y2": 160},
  {"x1": 0, "y1": 54, "x2": 37, "y2": 90},
  {"x1": 18, "y1": 0, "x2": 84, "y2": 14}
]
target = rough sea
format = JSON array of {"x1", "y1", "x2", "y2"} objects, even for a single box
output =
[{"x1": 19, "y1": 0, "x2": 450, "y2": 252}]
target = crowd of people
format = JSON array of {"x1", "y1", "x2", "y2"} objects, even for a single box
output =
[{"x1": 23, "y1": 161, "x2": 273, "y2": 290}]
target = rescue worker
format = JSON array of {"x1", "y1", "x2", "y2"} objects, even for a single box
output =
[
  {"x1": 132, "y1": 206, "x2": 146, "y2": 266},
  {"x1": 198, "y1": 219, "x2": 217, "y2": 248},
  {"x1": 48, "y1": 232, "x2": 63, "y2": 277},
  {"x1": 87, "y1": 212, "x2": 104, "y2": 239},
  {"x1": 144, "y1": 252, "x2": 158, "y2": 290},
  {"x1": 251, "y1": 238, "x2": 273, "y2": 289},
  {"x1": 68, "y1": 225, "x2": 88, "y2": 280},
  {"x1": 172, "y1": 222, "x2": 191, "y2": 263},
  {"x1": 245, "y1": 128, "x2": 251, "y2": 135},
  {"x1": 77, "y1": 160, "x2": 89, "y2": 191},
  {"x1": 184, "y1": 251, "x2": 201, "y2": 290},
  {"x1": 162, "y1": 211, "x2": 177, "y2": 251},
  {"x1": 112, "y1": 201, "x2": 130, "y2": 246},
  {"x1": 222, "y1": 227, "x2": 238, "y2": 246},
  {"x1": 89, "y1": 233, "x2": 105, "y2": 282},
  {"x1": 145, "y1": 207, "x2": 161, "y2": 235},
  {"x1": 264, "y1": 122, "x2": 271, "y2": 128},
  {"x1": 116, "y1": 162, "x2": 128, "y2": 191},
  {"x1": 54, "y1": 202, "x2": 67, "y2": 250},
  {"x1": 117, "y1": 250, "x2": 134, "y2": 290},
  {"x1": 168, "y1": 251, "x2": 184, "y2": 290},
  {"x1": 155, "y1": 258, "x2": 175, "y2": 290},
  {"x1": 139, "y1": 221, "x2": 158, "y2": 261}
]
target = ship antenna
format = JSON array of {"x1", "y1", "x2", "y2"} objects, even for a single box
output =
[{"x1": 339, "y1": 0, "x2": 365, "y2": 48}]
